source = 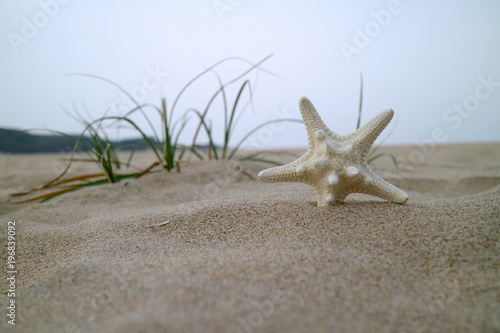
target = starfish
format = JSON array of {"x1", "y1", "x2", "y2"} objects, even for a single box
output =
[{"x1": 258, "y1": 97, "x2": 408, "y2": 207}]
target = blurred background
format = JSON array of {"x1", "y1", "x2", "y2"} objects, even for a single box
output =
[{"x1": 1, "y1": 0, "x2": 499, "y2": 150}]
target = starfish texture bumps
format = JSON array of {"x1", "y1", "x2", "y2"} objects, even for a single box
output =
[{"x1": 258, "y1": 97, "x2": 408, "y2": 207}]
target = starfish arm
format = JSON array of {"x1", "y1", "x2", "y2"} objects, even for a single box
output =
[
  {"x1": 258, "y1": 97, "x2": 408, "y2": 207},
  {"x1": 359, "y1": 170, "x2": 408, "y2": 203},
  {"x1": 348, "y1": 109, "x2": 394, "y2": 155},
  {"x1": 299, "y1": 97, "x2": 341, "y2": 145},
  {"x1": 258, "y1": 161, "x2": 302, "y2": 183}
]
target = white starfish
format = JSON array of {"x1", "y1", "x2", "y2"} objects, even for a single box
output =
[{"x1": 258, "y1": 97, "x2": 408, "y2": 207}]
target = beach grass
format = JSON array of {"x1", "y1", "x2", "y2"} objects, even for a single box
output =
[
  {"x1": 9, "y1": 55, "x2": 300, "y2": 202},
  {"x1": 9, "y1": 67, "x2": 400, "y2": 203}
]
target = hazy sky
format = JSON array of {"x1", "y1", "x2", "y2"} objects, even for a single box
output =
[{"x1": 1, "y1": 0, "x2": 499, "y2": 149}]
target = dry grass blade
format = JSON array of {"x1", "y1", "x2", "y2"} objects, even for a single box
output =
[
  {"x1": 135, "y1": 162, "x2": 160, "y2": 178},
  {"x1": 14, "y1": 187, "x2": 80, "y2": 203},
  {"x1": 9, "y1": 173, "x2": 105, "y2": 197},
  {"x1": 9, "y1": 56, "x2": 287, "y2": 203}
]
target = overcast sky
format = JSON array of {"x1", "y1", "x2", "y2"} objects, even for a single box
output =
[{"x1": 1, "y1": 0, "x2": 499, "y2": 150}]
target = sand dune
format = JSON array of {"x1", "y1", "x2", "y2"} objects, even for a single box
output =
[{"x1": 1, "y1": 143, "x2": 499, "y2": 332}]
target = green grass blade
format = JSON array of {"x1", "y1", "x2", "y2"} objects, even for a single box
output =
[
  {"x1": 223, "y1": 80, "x2": 251, "y2": 159},
  {"x1": 227, "y1": 118, "x2": 303, "y2": 160},
  {"x1": 356, "y1": 72, "x2": 364, "y2": 130},
  {"x1": 64, "y1": 73, "x2": 162, "y2": 145},
  {"x1": 177, "y1": 144, "x2": 204, "y2": 160},
  {"x1": 126, "y1": 139, "x2": 145, "y2": 168},
  {"x1": 169, "y1": 55, "x2": 276, "y2": 126},
  {"x1": 89, "y1": 116, "x2": 162, "y2": 164},
  {"x1": 238, "y1": 150, "x2": 298, "y2": 161},
  {"x1": 209, "y1": 70, "x2": 229, "y2": 139},
  {"x1": 172, "y1": 115, "x2": 191, "y2": 154},
  {"x1": 191, "y1": 54, "x2": 275, "y2": 147},
  {"x1": 186, "y1": 108, "x2": 218, "y2": 160},
  {"x1": 162, "y1": 98, "x2": 174, "y2": 170},
  {"x1": 239, "y1": 157, "x2": 282, "y2": 166}
]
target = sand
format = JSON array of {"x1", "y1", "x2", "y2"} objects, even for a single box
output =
[{"x1": 1, "y1": 143, "x2": 499, "y2": 332}]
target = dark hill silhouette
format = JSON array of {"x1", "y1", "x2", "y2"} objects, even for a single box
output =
[{"x1": 0, "y1": 128, "x2": 153, "y2": 153}]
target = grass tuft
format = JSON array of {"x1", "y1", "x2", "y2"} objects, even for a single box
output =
[{"x1": 9, "y1": 55, "x2": 302, "y2": 203}]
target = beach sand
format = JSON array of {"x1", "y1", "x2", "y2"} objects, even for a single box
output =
[{"x1": 1, "y1": 143, "x2": 499, "y2": 332}]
